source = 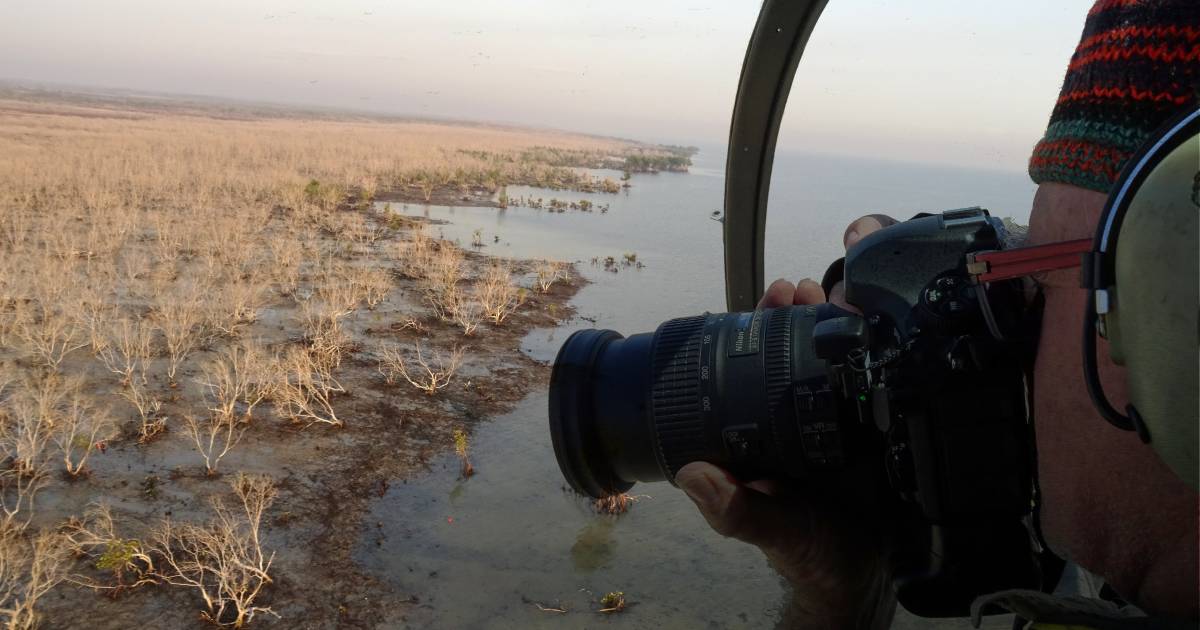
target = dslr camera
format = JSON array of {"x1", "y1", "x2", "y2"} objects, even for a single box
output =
[{"x1": 549, "y1": 207, "x2": 1050, "y2": 616}]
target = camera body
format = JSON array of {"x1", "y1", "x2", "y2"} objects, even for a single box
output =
[
  {"x1": 550, "y1": 207, "x2": 1047, "y2": 617},
  {"x1": 834, "y1": 208, "x2": 1042, "y2": 614}
]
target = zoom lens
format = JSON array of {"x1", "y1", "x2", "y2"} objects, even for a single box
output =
[{"x1": 549, "y1": 304, "x2": 855, "y2": 498}]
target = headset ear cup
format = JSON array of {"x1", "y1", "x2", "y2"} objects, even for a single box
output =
[{"x1": 1107, "y1": 121, "x2": 1200, "y2": 490}]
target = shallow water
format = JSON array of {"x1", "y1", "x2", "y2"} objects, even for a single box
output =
[
  {"x1": 357, "y1": 390, "x2": 787, "y2": 628},
  {"x1": 360, "y1": 150, "x2": 1031, "y2": 628}
]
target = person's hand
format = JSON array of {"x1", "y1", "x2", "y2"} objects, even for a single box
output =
[{"x1": 675, "y1": 214, "x2": 897, "y2": 629}]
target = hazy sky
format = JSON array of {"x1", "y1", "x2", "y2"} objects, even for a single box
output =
[{"x1": 1, "y1": 0, "x2": 1093, "y2": 171}]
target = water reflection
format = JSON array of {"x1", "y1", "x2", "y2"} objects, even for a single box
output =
[
  {"x1": 571, "y1": 519, "x2": 617, "y2": 573},
  {"x1": 448, "y1": 480, "x2": 467, "y2": 505}
]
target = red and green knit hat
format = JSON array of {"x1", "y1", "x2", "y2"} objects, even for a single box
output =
[{"x1": 1029, "y1": 0, "x2": 1199, "y2": 194}]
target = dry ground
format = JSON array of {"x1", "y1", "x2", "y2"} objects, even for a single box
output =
[{"x1": 0, "y1": 95, "x2": 626, "y2": 628}]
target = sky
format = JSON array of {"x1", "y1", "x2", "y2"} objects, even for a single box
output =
[{"x1": 0, "y1": 0, "x2": 1094, "y2": 171}]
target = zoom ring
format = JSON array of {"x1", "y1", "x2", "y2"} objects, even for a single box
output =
[
  {"x1": 764, "y1": 308, "x2": 794, "y2": 462},
  {"x1": 650, "y1": 315, "x2": 707, "y2": 479}
]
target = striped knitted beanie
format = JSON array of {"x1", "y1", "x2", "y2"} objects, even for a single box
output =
[{"x1": 1029, "y1": 0, "x2": 1199, "y2": 193}]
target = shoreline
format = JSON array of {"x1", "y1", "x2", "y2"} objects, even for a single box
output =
[{"x1": 375, "y1": 185, "x2": 502, "y2": 209}]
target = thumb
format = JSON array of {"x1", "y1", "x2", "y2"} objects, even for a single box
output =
[{"x1": 675, "y1": 461, "x2": 813, "y2": 552}]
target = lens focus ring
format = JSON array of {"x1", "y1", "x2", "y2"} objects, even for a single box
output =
[{"x1": 650, "y1": 315, "x2": 707, "y2": 479}]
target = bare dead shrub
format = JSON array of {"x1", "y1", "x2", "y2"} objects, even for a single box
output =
[
  {"x1": 27, "y1": 253, "x2": 76, "y2": 309},
  {"x1": 200, "y1": 342, "x2": 273, "y2": 423},
  {"x1": 421, "y1": 280, "x2": 457, "y2": 322},
  {"x1": 119, "y1": 249, "x2": 152, "y2": 298},
  {"x1": 149, "y1": 473, "x2": 278, "y2": 628},
  {"x1": 106, "y1": 338, "x2": 166, "y2": 444},
  {"x1": 150, "y1": 211, "x2": 186, "y2": 266},
  {"x1": 478, "y1": 262, "x2": 526, "y2": 324},
  {"x1": 0, "y1": 468, "x2": 47, "y2": 534},
  {"x1": 395, "y1": 226, "x2": 435, "y2": 279},
  {"x1": 183, "y1": 413, "x2": 246, "y2": 477},
  {"x1": 0, "y1": 528, "x2": 70, "y2": 630},
  {"x1": 307, "y1": 259, "x2": 368, "y2": 329},
  {"x1": 312, "y1": 181, "x2": 345, "y2": 213},
  {"x1": 357, "y1": 177, "x2": 378, "y2": 205},
  {"x1": 0, "y1": 298, "x2": 25, "y2": 351},
  {"x1": 298, "y1": 300, "x2": 351, "y2": 374},
  {"x1": 308, "y1": 321, "x2": 350, "y2": 376},
  {"x1": 264, "y1": 234, "x2": 301, "y2": 296},
  {"x1": 449, "y1": 291, "x2": 484, "y2": 336},
  {"x1": 342, "y1": 213, "x2": 382, "y2": 251},
  {"x1": 0, "y1": 378, "x2": 58, "y2": 481},
  {"x1": 208, "y1": 278, "x2": 267, "y2": 338},
  {"x1": 273, "y1": 348, "x2": 343, "y2": 427},
  {"x1": 14, "y1": 300, "x2": 89, "y2": 372},
  {"x1": 429, "y1": 244, "x2": 464, "y2": 291},
  {"x1": 534, "y1": 260, "x2": 568, "y2": 293},
  {"x1": 0, "y1": 397, "x2": 51, "y2": 530},
  {"x1": 0, "y1": 208, "x2": 30, "y2": 252},
  {"x1": 81, "y1": 213, "x2": 131, "y2": 262},
  {"x1": 124, "y1": 382, "x2": 166, "y2": 444},
  {"x1": 313, "y1": 207, "x2": 349, "y2": 242},
  {"x1": 52, "y1": 393, "x2": 117, "y2": 478},
  {"x1": 193, "y1": 250, "x2": 221, "y2": 287},
  {"x1": 93, "y1": 317, "x2": 154, "y2": 387},
  {"x1": 378, "y1": 343, "x2": 465, "y2": 395},
  {"x1": 351, "y1": 267, "x2": 393, "y2": 309},
  {"x1": 76, "y1": 292, "x2": 114, "y2": 357},
  {"x1": 62, "y1": 503, "x2": 156, "y2": 593},
  {"x1": 419, "y1": 245, "x2": 465, "y2": 321},
  {"x1": 153, "y1": 290, "x2": 205, "y2": 386},
  {"x1": 240, "y1": 347, "x2": 276, "y2": 422},
  {"x1": 395, "y1": 316, "x2": 426, "y2": 333},
  {"x1": 1, "y1": 373, "x2": 105, "y2": 520},
  {"x1": 313, "y1": 280, "x2": 360, "y2": 323},
  {"x1": 204, "y1": 212, "x2": 262, "y2": 274}
]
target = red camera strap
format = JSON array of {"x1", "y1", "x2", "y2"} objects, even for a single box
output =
[{"x1": 966, "y1": 238, "x2": 1093, "y2": 283}]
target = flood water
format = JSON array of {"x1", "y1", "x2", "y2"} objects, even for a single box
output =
[{"x1": 359, "y1": 149, "x2": 1034, "y2": 628}]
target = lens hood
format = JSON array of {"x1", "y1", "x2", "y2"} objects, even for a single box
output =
[{"x1": 549, "y1": 328, "x2": 635, "y2": 498}]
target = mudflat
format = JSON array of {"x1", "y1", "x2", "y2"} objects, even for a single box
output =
[{"x1": 0, "y1": 92, "x2": 684, "y2": 628}]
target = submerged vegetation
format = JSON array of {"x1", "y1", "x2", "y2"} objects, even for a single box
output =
[
  {"x1": 452, "y1": 428, "x2": 474, "y2": 478},
  {"x1": 503, "y1": 195, "x2": 611, "y2": 213},
  {"x1": 593, "y1": 492, "x2": 646, "y2": 515},
  {"x1": 591, "y1": 253, "x2": 646, "y2": 273},
  {"x1": 512, "y1": 145, "x2": 696, "y2": 173},
  {"x1": 599, "y1": 591, "x2": 628, "y2": 613}
]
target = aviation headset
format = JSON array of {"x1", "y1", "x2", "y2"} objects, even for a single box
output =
[{"x1": 1083, "y1": 106, "x2": 1200, "y2": 490}]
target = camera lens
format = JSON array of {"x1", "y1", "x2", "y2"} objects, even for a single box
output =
[{"x1": 549, "y1": 305, "x2": 851, "y2": 498}]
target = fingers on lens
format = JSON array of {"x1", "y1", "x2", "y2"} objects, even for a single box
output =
[
  {"x1": 759, "y1": 278, "x2": 796, "y2": 308},
  {"x1": 793, "y1": 278, "x2": 826, "y2": 305}
]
